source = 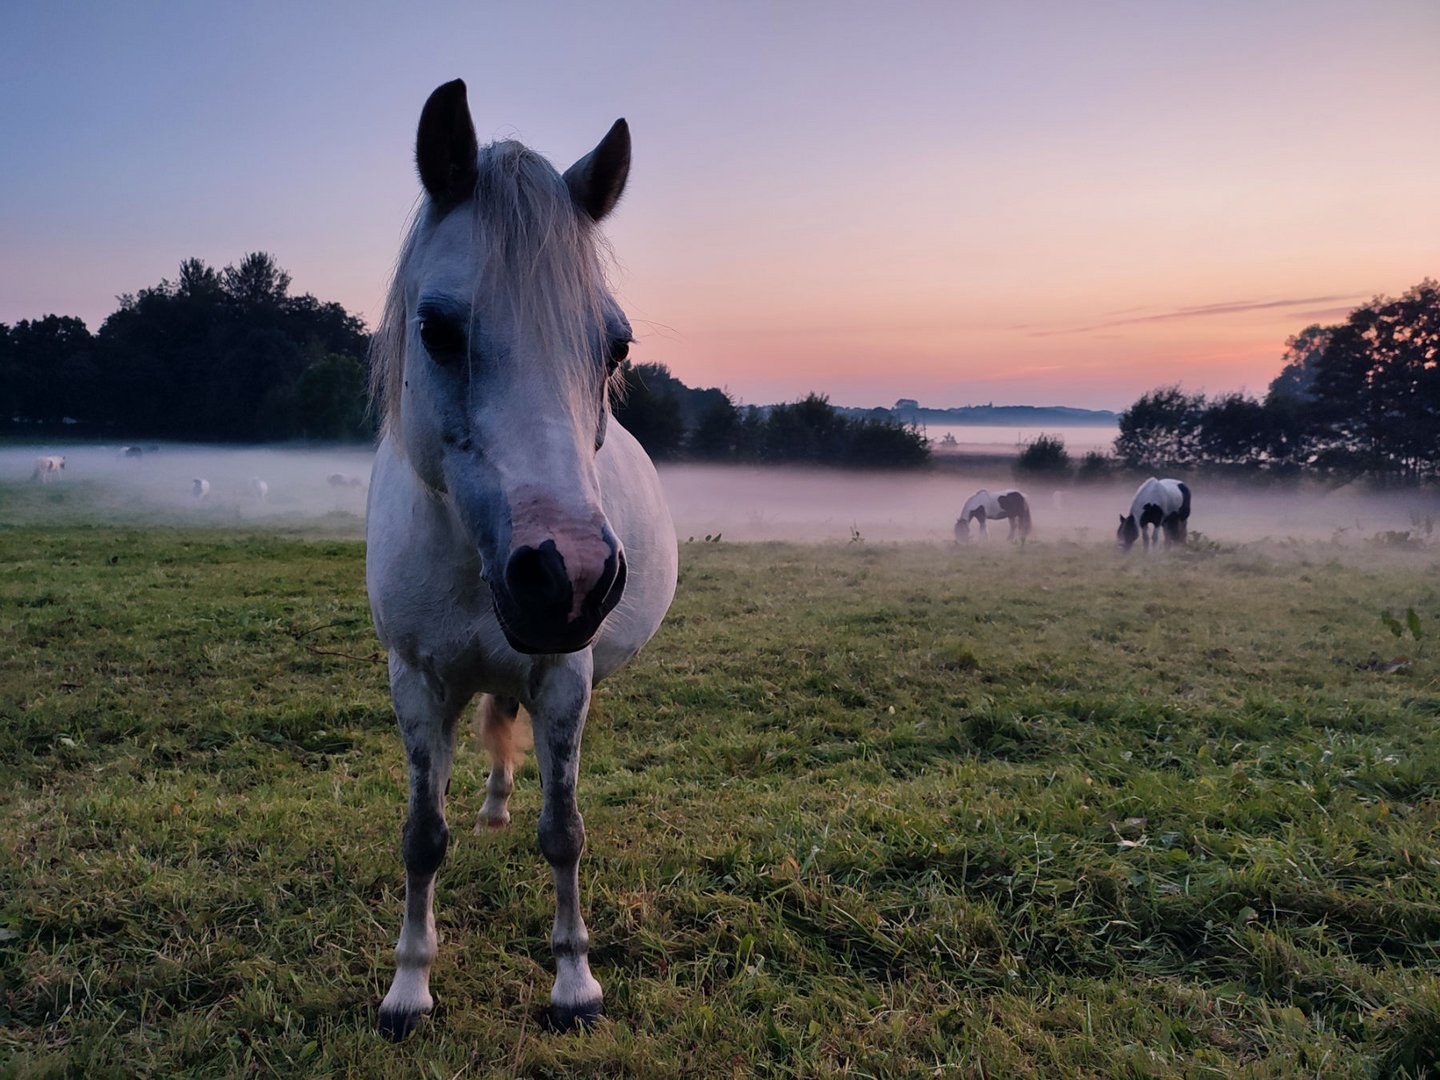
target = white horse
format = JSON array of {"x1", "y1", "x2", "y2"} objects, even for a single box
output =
[
  {"x1": 955, "y1": 488, "x2": 1032, "y2": 542},
  {"x1": 191, "y1": 478, "x2": 210, "y2": 499},
  {"x1": 1117, "y1": 476, "x2": 1190, "y2": 551},
  {"x1": 32, "y1": 455, "x2": 65, "y2": 482},
  {"x1": 365, "y1": 80, "x2": 677, "y2": 1039},
  {"x1": 251, "y1": 477, "x2": 269, "y2": 500}
]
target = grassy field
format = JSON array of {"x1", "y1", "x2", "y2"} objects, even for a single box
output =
[{"x1": 2, "y1": 485, "x2": 1439, "y2": 1077}]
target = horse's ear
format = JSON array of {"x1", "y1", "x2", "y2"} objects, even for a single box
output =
[
  {"x1": 564, "y1": 119, "x2": 630, "y2": 222},
  {"x1": 1119, "y1": 515, "x2": 1125, "y2": 525},
  {"x1": 416, "y1": 79, "x2": 479, "y2": 213}
]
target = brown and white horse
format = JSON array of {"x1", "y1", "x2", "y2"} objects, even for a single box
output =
[{"x1": 955, "y1": 488, "x2": 1032, "y2": 543}]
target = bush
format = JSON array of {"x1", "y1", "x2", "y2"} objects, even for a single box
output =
[
  {"x1": 1075, "y1": 450, "x2": 1114, "y2": 483},
  {"x1": 1015, "y1": 433, "x2": 1071, "y2": 476}
]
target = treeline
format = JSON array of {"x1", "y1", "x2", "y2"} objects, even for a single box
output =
[
  {"x1": 613, "y1": 362, "x2": 929, "y2": 467},
  {"x1": 1116, "y1": 280, "x2": 1439, "y2": 483},
  {"x1": 2, "y1": 256, "x2": 929, "y2": 466},
  {"x1": 0, "y1": 254, "x2": 372, "y2": 441}
]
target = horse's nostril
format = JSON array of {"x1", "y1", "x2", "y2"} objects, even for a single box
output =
[
  {"x1": 592, "y1": 549, "x2": 626, "y2": 616},
  {"x1": 505, "y1": 542, "x2": 570, "y2": 610}
]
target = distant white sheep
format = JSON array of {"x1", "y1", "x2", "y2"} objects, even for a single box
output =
[{"x1": 32, "y1": 455, "x2": 65, "y2": 482}]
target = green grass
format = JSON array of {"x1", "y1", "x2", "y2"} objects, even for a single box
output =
[{"x1": 2, "y1": 512, "x2": 1438, "y2": 1077}]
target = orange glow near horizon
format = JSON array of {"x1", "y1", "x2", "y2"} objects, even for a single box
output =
[{"x1": 2, "y1": 4, "x2": 1437, "y2": 413}]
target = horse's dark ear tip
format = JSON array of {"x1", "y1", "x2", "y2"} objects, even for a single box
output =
[{"x1": 423, "y1": 79, "x2": 467, "y2": 108}]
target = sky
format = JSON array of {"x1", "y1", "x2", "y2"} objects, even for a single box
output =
[{"x1": 2, "y1": 1, "x2": 1437, "y2": 411}]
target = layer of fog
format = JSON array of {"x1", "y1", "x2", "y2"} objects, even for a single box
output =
[
  {"x1": 924, "y1": 423, "x2": 1117, "y2": 456},
  {"x1": 3, "y1": 443, "x2": 373, "y2": 530},
  {"x1": 661, "y1": 464, "x2": 1438, "y2": 545},
  {"x1": 5, "y1": 442, "x2": 1436, "y2": 547}
]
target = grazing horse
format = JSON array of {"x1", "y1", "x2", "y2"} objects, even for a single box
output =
[
  {"x1": 365, "y1": 80, "x2": 677, "y2": 1039},
  {"x1": 1117, "y1": 477, "x2": 1190, "y2": 551},
  {"x1": 32, "y1": 455, "x2": 65, "y2": 482},
  {"x1": 251, "y1": 477, "x2": 269, "y2": 500},
  {"x1": 955, "y1": 488, "x2": 1031, "y2": 543},
  {"x1": 191, "y1": 478, "x2": 210, "y2": 500},
  {"x1": 327, "y1": 472, "x2": 363, "y2": 487}
]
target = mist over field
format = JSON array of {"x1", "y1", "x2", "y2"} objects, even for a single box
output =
[
  {"x1": 1, "y1": 443, "x2": 373, "y2": 528},
  {"x1": 923, "y1": 423, "x2": 1118, "y2": 456},
  {"x1": 5, "y1": 440, "x2": 1437, "y2": 548},
  {"x1": 663, "y1": 464, "x2": 1439, "y2": 544}
]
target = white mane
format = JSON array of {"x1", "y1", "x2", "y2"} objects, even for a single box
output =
[{"x1": 369, "y1": 140, "x2": 612, "y2": 436}]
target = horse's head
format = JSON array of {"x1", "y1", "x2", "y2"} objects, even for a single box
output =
[
  {"x1": 376, "y1": 80, "x2": 633, "y2": 655},
  {"x1": 954, "y1": 517, "x2": 971, "y2": 543},
  {"x1": 1116, "y1": 513, "x2": 1139, "y2": 550}
]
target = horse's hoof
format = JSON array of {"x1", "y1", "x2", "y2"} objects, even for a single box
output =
[
  {"x1": 543, "y1": 998, "x2": 603, "y2": 1033},
  {"x1": 475, "y1": 804, "x2": 511, "y2": 833},
  {"x1": 378, "y1": 1006, "x2": 429, "y2": 1042}
]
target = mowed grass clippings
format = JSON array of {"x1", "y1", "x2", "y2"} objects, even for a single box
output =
[{"x1": 1, "y1": 519, "x2": 1438, "y2": 1078}]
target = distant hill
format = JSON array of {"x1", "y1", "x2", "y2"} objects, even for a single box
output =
[{"x1": 835, "y1": 400, "x2": 1119, "y2": 427}]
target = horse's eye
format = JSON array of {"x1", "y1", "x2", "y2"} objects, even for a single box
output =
[
  {"x1": 607, "y1": 338, "x2": 630, "y2": 373},
  {"x1": 419, "y1": 317, "x2": 465, "y2": 361}
]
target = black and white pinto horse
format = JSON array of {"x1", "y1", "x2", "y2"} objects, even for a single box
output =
[
  {"x1": 955, "y1": 488, "x2": 1032, "y2": 543},
  {"x1": 1117, "y1": 477, "x2": 1191, "y2": 551},
  {"x1": 365, "y1": 81, "x2": 677, "y2": 1038}
]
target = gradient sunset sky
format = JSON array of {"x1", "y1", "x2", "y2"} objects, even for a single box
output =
[{"x1": 2, "y1": 1, "x2": 1436, "y2": 410}]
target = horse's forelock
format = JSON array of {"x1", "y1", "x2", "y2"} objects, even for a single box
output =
[{"x1": 370, "y1": 140, "x2": 611, "y2": 436}]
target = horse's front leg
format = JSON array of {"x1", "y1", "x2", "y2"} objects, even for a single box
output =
[
  {"x1": 379, "y1": 656, "x2": 463, "y2": 1041},
  {"x1": 528, "y1": 652, "x2": 603, "y2": 1030}
]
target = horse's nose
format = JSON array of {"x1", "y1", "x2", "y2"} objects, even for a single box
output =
[
  {"x1": 498, "y1": 530, "x2": 626, "y2": 653},
  {"x1": 505, "y1": 541, "x2": 572, "y2": 615}
]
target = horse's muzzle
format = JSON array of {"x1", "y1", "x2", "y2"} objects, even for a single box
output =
[{"x1": 492, "y1": 533, "x2": 627, "y2": 655}]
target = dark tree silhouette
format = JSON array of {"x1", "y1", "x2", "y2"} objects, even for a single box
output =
[
  {"x1": 1266, "y1": 324, "x2": 1330, "y2": 407},
  {"x1": 689, "y1": 394, "x2": 742, "y2": 459},
  {"x1": 78, "y1": 254, "x2": 371, "y2": 441},
  {"x1": 1115, "y1": 279, "x2": 1439, "y2": 482},
  {"x1": 0, "y1": 316, "x2": 95, "y2": 425},
  {"x1": 1015, "y1": 433, "x2": 1071, "y2": 476},
  {"x1": 222, "y1": 252, "x2": 292, "y2": 309},
  {"x1": 1306, "y1": 280, "x2": 1440, "y2": 481},
  {"x1": 609, "y1": 365, "x2": 928, "y2": 466},
  {"x1": 1198, "y1": 392, "x2": 1271, "y2": 470},
  {"x1": 612, "y1": 361, "x2": 685, "y2": 458},
  {"x1": 1114, "y1": 386, "x2": 1204, "y2": 470}
]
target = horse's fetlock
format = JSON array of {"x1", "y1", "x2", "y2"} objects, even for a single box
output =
[{"x1": 395, "y1": 937, "x2": 437, "y2": 969}]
